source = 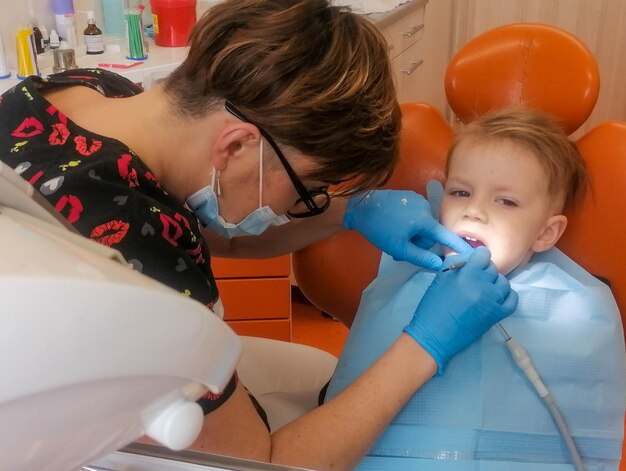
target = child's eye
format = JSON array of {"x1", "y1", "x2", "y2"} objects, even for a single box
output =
[
  {"x1": 450, "y1": 190, "x2": 470, "y2": 198},
  {"x1": 497, "y1": 198, "x2": 518, "y2": 207}
]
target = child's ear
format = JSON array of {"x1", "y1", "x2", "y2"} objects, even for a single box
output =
[{"x1": 531, "y1": 215, "x2": 568, "y2": 253}]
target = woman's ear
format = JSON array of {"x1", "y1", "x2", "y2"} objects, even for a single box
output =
[
  {"x1": 532, "y1": 214, "x2": 568, "y2": 253},
  {"x1": 212, "y1": 123, "x2": 260, "y2": 170}
]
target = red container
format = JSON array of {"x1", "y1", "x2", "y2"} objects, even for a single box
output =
[{"x1": 150, "y1": 0, "x2": 197, "y2": 47}]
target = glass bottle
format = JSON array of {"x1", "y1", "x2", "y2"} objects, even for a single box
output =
[{"x1": 84, "y1": 11, "x2": 104, "y2": 55}]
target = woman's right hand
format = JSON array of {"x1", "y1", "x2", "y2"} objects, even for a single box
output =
[{"x1": 402, "y1": 246, "x2": 518, "y2": 374}]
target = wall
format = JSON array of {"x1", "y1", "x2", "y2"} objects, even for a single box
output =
[{"x1": 451, "y1": 0, "x2": 626, "y2": 136}]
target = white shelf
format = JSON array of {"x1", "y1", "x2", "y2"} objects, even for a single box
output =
[
  {"x1": 0, "y1": 1, "x2": 417, "y2": 96},
  {"x1": 0, "y1": 39, "x2": 189, "y2": 94}
]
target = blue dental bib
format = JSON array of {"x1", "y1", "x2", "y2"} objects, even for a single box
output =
[{"x1": 326, "y1": 248, "x2": 625, "y2": 470}]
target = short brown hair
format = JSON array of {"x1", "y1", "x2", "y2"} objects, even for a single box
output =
[
  {"x1": 446, "y1": 108, "x2": 588, "y2": 211},
  {"x1": 165, "y1": 0, "x2": 400, "y2": 195}
]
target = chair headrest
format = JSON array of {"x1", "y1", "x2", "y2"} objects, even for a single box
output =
[{"x1": 445, "y1": 23, "x2": 600, "y2": 135}]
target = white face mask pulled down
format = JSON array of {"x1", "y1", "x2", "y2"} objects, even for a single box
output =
[{"x1": 186, "y1": 140, "x2": 290, "y2": 239}]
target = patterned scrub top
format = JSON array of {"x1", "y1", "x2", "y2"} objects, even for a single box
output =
[{"x1": 0, "y1": 68, "x2": 236, "y2": 414}]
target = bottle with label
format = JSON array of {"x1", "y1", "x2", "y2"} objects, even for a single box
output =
[
  {"x1": 30, "y1": 20, "x2": 45, "y2": 54},
  {"x1": 27, "y1": 0, "x2": 45, "y2": 53},
  {"x1": 84, "y1": 11, "x2": 104, "y2": 54}
]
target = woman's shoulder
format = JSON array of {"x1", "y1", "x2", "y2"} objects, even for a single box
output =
[{"x1": 33, "y1": 68, "x2": 143, "y2": 98}]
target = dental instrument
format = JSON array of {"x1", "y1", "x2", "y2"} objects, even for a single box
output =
[{"x1": 445, "y1": 261, "x2": 586, "y2": 471}]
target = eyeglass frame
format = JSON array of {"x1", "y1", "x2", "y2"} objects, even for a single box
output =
[{"x1": 224, "y1": 100, "x2": 330, "y2": 218}]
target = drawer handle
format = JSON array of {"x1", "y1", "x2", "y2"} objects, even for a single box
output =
[
  {"x1": 402, "y1": 24, "x2": 424, "y2": 38},
  {"x1": 402, "y1": 60, "x2": 424, "y2": 75}
]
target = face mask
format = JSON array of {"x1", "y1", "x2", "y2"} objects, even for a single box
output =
[{"x1": 186, "y1": 140, "x2": 290, "y2": 239}]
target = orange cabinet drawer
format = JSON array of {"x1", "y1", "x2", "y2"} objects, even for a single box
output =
[
  {"x1": 217, "y1": 278, "x2": 291, "y2": 320},
  {"x1": 226, "y1": 319, "x2": 291, "y2": 342},
  {"x1": 212, "y1": 255, "x2": 290, "y2": 278}
]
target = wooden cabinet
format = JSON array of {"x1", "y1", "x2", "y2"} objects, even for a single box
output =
[
  {"x1": 373, "y1": 0, "x2": 455, "y2": 114},
  {"x1": 213, "y1": 256, "x2": 292, "y2": 341},
  {"x1": 375, "y1": 1, "x2": 427, "y2": 104}
]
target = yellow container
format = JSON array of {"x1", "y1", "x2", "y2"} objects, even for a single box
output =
[{"x1": 15, "y1": 27, "x2": 39, "y2": 79}]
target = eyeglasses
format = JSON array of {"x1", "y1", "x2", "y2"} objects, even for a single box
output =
[{"x1": 224, "y1": 100, "x2": 331, "y2": 218}]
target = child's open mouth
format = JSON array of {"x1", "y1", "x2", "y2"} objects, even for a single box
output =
[{"x1": 462, "y1": 236, "x2": 486, "y2": 249}]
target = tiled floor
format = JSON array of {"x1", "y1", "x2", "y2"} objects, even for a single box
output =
[{"x1": 290, "y1": 287, "x2": 349, "y2": 358}]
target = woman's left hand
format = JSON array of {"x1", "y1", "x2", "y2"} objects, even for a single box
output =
[{"x1": 343, "y1": 189, "x2": 471, "y2": 269}]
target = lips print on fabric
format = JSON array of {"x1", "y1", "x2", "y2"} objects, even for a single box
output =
[
  {"x1": 11, "y1": 116, "x2": 44, "y2": 138},
  {"x1": 117, "y1": 153, "x2": 139, "y2": 187},
  {"x1": 145, "y1": 170, "x2": 161, "y2": 188},
  {"x1": 160, "y1": 213, "x2": 183, "y2": 246},
  {"x1": 29, "y1": 170, "x2": 44, "y2": 185},
  {"x1": 54, "y1": 194, "x2": 83, "y2": 223},
  {"x1": 49, "y1": 123, "x2": 71, "y2": 146},
  {"x1": 46, "y1": 104, "x2": 68, "y2": 125},
  {"x1": 90, "y1": 220, "x2": 130, "y2": 246},
  {"x1": 186, "y1": 243, "x2": 205, "y2": 265},
  {"x1": 74, "y1": 135, "x2": 103, "y2": 156}
]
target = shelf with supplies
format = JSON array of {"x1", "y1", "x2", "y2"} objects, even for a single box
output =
[{"x1": 0, "y1": 38, "x2": 189, "y2": 94}]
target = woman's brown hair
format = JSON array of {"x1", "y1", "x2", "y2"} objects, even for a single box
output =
[{"x1": 164, "y1": 0, "x2": 400, "y2": 195}]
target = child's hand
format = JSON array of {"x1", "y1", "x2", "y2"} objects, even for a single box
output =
[{"x1": 343, "y1": 189, "x2": 471, "y2": 270}]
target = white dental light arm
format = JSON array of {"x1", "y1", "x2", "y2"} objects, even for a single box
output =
[{"x1": 0, "y1": 162, "x2": 242, "y2": 471}]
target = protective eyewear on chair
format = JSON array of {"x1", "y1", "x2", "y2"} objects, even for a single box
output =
[{"x1": 224, "y1": 100, "x2": 331, "y2": 218}]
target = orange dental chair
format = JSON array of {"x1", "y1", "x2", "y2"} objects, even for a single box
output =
[{"x1": 292, "y1": 23, "x2": 626, "y2": 467}]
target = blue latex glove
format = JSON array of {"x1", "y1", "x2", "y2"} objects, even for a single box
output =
[
  {"x1": 403, "y1": 246, "x2": 518, "y2": 374},
  {"x1": 344, "y1": 190, "x2": 471, "y2": 270}
]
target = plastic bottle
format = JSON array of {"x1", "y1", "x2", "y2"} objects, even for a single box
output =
[
  {"x1": 53, "y1": 0, "x2": 78, "y2": 47},
  {"x1": 0, "y1": 31, "x2": 10, "y2": 79},
  {"x1": 150, "y1": 0, "x2": 197, "y2": 47},
  {"x1": 15, "y1": 26, "x2": 40, "y2": 79},
  {"x1": 102, "y1": 0, "x2": 126, "y2": 37},
  {"x1": 49, "y1": 30, "x2": 61, "y2": 49},
  {"x1": 84, "y1": 11, "x2": 104, "y2": 54}
]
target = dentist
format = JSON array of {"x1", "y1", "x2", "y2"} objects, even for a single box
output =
[{"x1": 0, "y1": 1, "x2": 517, "y2": 469}]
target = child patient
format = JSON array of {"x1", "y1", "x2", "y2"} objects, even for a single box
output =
[
  {"x1": 439, "y1": 107, "x2": 584, "y2": 276},
  {"x1": 326, "y1": 108, "x2": 625, "y2": 470}
]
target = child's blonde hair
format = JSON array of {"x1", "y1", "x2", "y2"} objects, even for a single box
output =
[{"x1": 447, "y1": 108, "x2": 588, "y2": 211}]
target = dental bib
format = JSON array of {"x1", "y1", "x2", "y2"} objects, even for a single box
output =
[{"x1": 326, "y1": 248, "x2": 625, "y2": 470}]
